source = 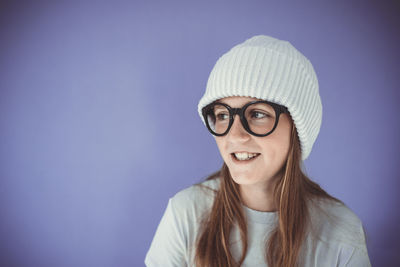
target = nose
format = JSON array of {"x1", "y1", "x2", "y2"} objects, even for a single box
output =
[{"x1": 227, "y1": 114, "x2": 251, "y2": 142}]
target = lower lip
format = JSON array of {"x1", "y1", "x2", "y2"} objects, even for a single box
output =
[{"x1": 231, "y1": 154, "x2": 260, "y2": 164}]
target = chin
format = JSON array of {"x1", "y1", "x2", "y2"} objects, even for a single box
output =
[
  {"x1": 232, "y1": 177, "x2": 258, "y2": 185},
  {"x1": 228, "y1": 170, "x2": 261, "y2": 185}
]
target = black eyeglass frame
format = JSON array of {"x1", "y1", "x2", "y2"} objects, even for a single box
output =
[{"x1": 202, "y1": 100, "x2": 289, "y2": 137}]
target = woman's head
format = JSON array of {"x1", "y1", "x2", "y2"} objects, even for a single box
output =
[
  {"x1": 198, "y1": 35, "x2": 322, "y2": 161},
  {"x1": 204, "y1": 95, "x2": 293, "y2": 189}
]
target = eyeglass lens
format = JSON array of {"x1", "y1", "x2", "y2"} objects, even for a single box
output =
[{"x1": 206, "y1": 102, "x2": 277, "y2": 135}]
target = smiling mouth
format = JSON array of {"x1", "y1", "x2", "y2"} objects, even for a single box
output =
[{"x1": 231, "y1": 152, "x2": 261, "y2": 161}]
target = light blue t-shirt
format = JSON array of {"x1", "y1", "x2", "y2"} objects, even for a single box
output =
[{"x1": 145, "y1": 178, "x2": 371, "y2": 267}]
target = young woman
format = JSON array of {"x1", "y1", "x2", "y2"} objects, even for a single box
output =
[{"x1": 145, "y1": 35, "x2": 371, "y2": 266}]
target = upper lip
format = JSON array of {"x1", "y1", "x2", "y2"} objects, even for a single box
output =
[{"x1": 231, "y1": 151, "x2": 260, "y2": 154}]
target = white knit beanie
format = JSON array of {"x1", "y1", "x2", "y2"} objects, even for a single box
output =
[{"x1": 198, "y1": 35, "x2": 322, "y2": 161}]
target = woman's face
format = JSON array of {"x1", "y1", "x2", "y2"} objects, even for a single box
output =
[{"x1": 214, "y1": 96, "x2": 292, "y2": 187}]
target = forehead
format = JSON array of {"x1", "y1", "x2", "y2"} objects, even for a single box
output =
[{"x1": 216, "y1": 96, "x2": 261, "y2": 106}]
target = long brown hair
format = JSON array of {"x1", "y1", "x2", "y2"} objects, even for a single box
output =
[{"x1": 194, "y1": 120, "x2": 341, "y2": 267}]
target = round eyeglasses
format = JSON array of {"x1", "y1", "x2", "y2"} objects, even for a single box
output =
[{"x1": 202, "y1": 100, "x2": 289, "y2": 137}]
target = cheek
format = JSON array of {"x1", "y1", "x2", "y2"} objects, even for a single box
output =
[
  {"x1": 258, "y1": 134, "x2": 290, "y2": 164},
  {"x1": 268, "y1": 138, "x2": 291, "y2": 166},
  {"x1": 214, "y1": 138, "x2": 228, "y2": 159}
]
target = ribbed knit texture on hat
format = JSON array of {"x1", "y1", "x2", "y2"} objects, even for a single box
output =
[{"x1": 198, "y1": 35, "x2": 322, "y2": 160}]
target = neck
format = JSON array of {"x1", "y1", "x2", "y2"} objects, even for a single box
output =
[
  {"x1": 239, "y1": 181, "x2": 277, "y2": 212},
  {"x1": 239, "y1": 172, "x2": 283, "y2": 212}
]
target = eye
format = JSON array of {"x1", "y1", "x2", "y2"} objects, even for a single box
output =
[
  {"x1": 216, "y1": 112, "x2": 229, "y2": 121},
  {"x1": 250, "y1": 110, "x2": 269, "y2": 119}
]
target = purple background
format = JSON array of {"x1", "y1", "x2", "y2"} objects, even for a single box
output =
[{"x1": 1, "y1": 1, "x2": 399, "y2": 266}]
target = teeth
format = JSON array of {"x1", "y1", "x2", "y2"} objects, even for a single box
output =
[{"x1": 234, "y1": 152, "x2": 259, "y2": 161}]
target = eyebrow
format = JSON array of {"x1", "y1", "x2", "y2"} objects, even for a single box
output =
[
  {"x1": 213, "y1": 105, "x2": 226, "y2": 111},
  {"x1": 215, "y1": 100, "x2": 251, "y2": 107}
]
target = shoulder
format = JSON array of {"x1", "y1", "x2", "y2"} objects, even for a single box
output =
[
  {"x1": 174, "y1": 177, "x2": 220, "y2": 199},
  {"x1": 170, "y1": 177, "x2": 220, "y2": 215},
  {"x1": 144, "y1": 177, "x2": 220, "y2": 266},
  {"x1": 308, "y1": 197, "x2": 368, "y2": 251}
]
